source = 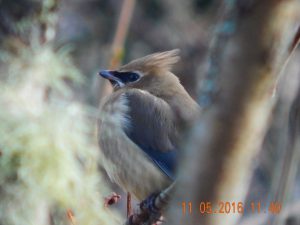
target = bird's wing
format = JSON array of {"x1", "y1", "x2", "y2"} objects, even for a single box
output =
[{"x1": 123, "y1": 89, "x2": 178, "y2": 180}]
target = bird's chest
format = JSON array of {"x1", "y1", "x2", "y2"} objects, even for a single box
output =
[
  {"x1": 99, "y1": 93, "x2": 130, "y2": 127},
  {"x1": 98, "y1": 103, "x2": 170, "y2": 199},
  {"x1": 98, "y1": 93, "x2": 131, "y2": 157}
]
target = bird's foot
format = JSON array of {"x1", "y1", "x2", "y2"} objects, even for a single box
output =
[
  {"x1": 140, "y1": 193, "x2": 160, "y2": 213},
  {"x1": 127, "y1": 193, "x2": 164, "y2": 225},
  {"x1": 104, "y1": 192, "x2": 121, "y2": 207},
  {"x1": 140, "y1": 193, "x2": 162, "y2": 223}
]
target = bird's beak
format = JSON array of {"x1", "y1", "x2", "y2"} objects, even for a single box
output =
[{"x1": 98, "y1": 70, "x2": 124, "y2": 88}]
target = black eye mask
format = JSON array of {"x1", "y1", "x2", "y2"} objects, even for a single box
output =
[{"x1": 111, "y1": 71, "x2": 140, "y2": 84}]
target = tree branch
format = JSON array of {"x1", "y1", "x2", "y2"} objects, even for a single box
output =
[
  {"x1": 167, "y1": 1, "x2": 300, "y2": 225},
  {"x1": 123, "y1": 183, "x2": 175, "y2": 225},
  {"x1": 99, "y1": 0, "x2": 136, "y2": 99}
]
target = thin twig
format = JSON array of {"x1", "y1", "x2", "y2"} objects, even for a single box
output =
[
  {"x1": 271, "y1": 85, "x2": 300, "y2": 225},
  {"x1": 100, "y1": 0, "x2": 136, "y2": 98},
  {"x1": 66, "y1": 209, "x2": 76, "y2": 225},
  {"x1": 127, "y1": 192, "x2": 132, "y2": 218},
  {"x1": 289, "y1": 26, "x2": 300, "y2": 53},
  {"x1": 109, "y1": 0, "x2": 136, "y2": 69}
]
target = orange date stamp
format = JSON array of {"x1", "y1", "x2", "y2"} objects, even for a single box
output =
[{"x1": 180, "y1": 201, "x2": 282, "y2": 215}]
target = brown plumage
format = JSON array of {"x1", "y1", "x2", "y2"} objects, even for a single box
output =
[{"x1": 98, "y1": 49, "x2": 199, "y2": 200}]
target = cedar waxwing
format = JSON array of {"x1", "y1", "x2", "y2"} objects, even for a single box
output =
[{"x1": 98, "y1": 49, "x2": 200, "y2": 201}]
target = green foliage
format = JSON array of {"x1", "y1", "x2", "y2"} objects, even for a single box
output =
[
  {"x1": 0, "y1": 46, "x2": 120, "y2": 225},
  {"x1": 7, "y1": 46, "x2": 83, "y2": 95}
]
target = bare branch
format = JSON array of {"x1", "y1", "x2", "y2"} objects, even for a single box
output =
[
  {"x1": 99, "y1": 0, "x2": 136, "y2": 99},
  {"x1": 167, "y1": 1, "x2": 300, "y2": 225},
  {"x1": 123, "y1": 183, "x2": 175, "y2": 225}
]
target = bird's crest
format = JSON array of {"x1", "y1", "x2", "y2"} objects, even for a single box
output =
[{"x1": 120, "y1": 49, "x2": 180, "y2": 73}]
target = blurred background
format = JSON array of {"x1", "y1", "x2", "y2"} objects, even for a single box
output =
[
  {"x1": 54, "y1": 0, "x2": 218, "y2": 103},
  {"x1": 0, "y1": 0, "x2": 299, "y2": 225}
]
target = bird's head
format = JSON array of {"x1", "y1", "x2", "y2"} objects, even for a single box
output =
[{"x1": 98, "y1": 49, "x2": 182, "y2": 97}]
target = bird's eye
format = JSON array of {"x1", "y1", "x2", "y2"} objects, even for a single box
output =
[
  {"x1": 110, "y1": 71, "x2": 140, "y2": 85},
  {"x1": 127, "y1": 72, "x2": 140, "y2": 82}
]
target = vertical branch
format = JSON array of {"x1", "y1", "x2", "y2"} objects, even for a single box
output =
[
  {"x1": 127, "y1": 192, "x2": 132, "y2": 218},
  {"x1": 109, "y1": 0, "x2": 136, "y2": 70},
  {"x1": 271, "y1": 84, "x2": 300, "y2": 225},
  {"x1": 289, "y1": 26, "x2": 300, "y2": 53},
  {"x1": 167, "y1": 1, "x2": 299, "y2": 225},
  {"x1": 99, "y1": 0, "x2": 136, "y2": 98}
]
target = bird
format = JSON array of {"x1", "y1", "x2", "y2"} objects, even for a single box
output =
[{"x1": 97, "y1": 49, "x2": 200, "y2": 202}]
